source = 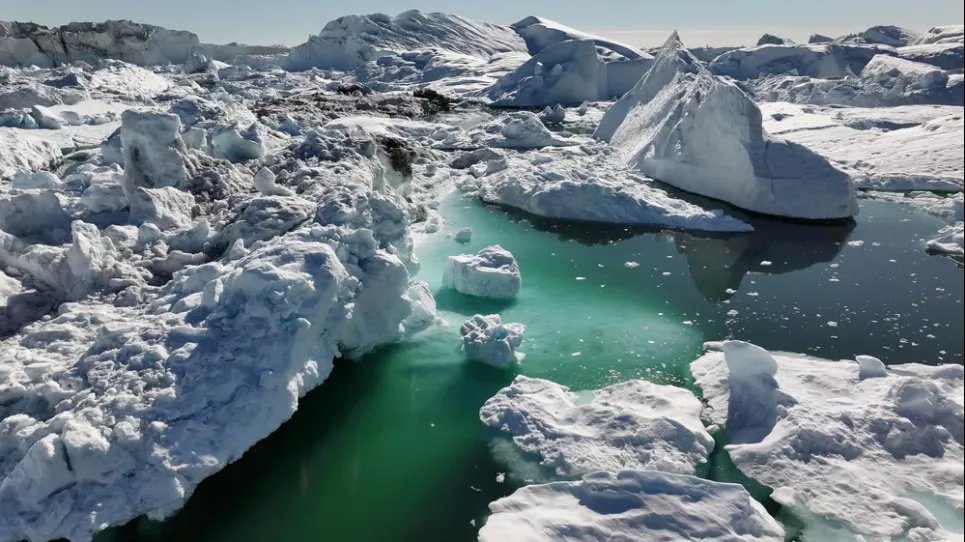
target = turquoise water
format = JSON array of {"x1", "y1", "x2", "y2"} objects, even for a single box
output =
[{"x1": 100, "y1": 196, "x2": 963, "y2": 542}]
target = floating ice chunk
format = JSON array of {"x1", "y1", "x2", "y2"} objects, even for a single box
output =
[
  {"x1": 443, "y1": 245, "x2": 521, "y2": 298},
  {"x1": 480, "y1": 470, "x2": 784, "y2": 542},
  {"x1": 856, "y1": 355, "x2": 888, "y2": 380},
  {"x1": 692, "y1": 341, "x2": 965, "y2": 541},
  {"x1": 0, "y1": 189, "x2": 71, "y2": 243},
  {"x1": 460, "y1": 314, "x2": 525, "y2": 367},
  {"x1": 128, "y1": 186, "x2": 195, "y2": 230},
  {"x1": 401, "y1": 281, "x2": 440, "y2": 334},
  {"x1": 596, "y1": 33, "x2": 857, "y2": 220},
  {"x1": 453, "y1": 227, "x2": 472, "y2": 243},
  {"x1": 11, "y1": 170, "x2": 59, "y2": 190},
  {"x1": 211, "y1": 123, "x2": 266, "y2": 162},
  {"x1": 480, "y1": 375, "x2": 714, "y2": 475},
  {"x1": 927, "y1": 222, "x2": 964, "y2": 256},
  {"x1": 253, "y1": 167, "x2": 294, "y2": 197}
]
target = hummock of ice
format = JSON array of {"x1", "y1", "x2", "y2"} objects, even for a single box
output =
[
  {"x1": 708, "y1": 42, "x2": 881, "y2": 80},
  {"x1": 459, "y1": 314, "x2": 525, "y2": 367},
  {"x1": 285, "y1": 10, "x2": 527, "y2": 71},
  {"x1": 443, "y1": 245, "x2": 521, "y2": 299},
  {"x1": 479, "y1": 470, "x2": 785, "y2": 542},
  {"x1": 485, "y1": 39, "x2": 651, "y2": 107},
  {"x1": 691, "y1": 340, "x2": 965, "y2": 541},
  {"x1": 463, "y1": 145, "x2": 753, "y2": 232},
  {"x1": 595, "y1": 33, "x2": 858, "y2": 220},
  {"x1": 479, "y1": 375, "x2": 715, "y2": 476}
]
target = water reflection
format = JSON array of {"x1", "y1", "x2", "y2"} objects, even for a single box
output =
[{"x1": 672, "y1": 216, "x2": 855, "y2": 301}]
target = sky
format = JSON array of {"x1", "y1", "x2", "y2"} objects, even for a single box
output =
[{"x1": 2, "y1": 0, "x2": 962, "y2": 48}]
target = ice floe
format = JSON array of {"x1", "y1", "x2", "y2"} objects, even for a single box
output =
[
  {"x1": 460, "y1": 314, "x2": 525, "y2": 367},
  {"x1": 443, "y1": 245, "x2": 521, "y2": 299}
]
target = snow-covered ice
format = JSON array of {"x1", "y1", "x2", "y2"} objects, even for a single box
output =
[
  {"x1": 692, "y1": 340, "x2": 965, "y2": 541},
  {"x1": 459, "y1": 314, "x2": 525, "y2": 367},
  {"x1": 479, "y1": 375, "x2": 714, "y2": 476},
  {"x1": 596, "y1": 33, "x2": 858, "y2": 220},
  {"x1": 480, "y1": 470, "x2": 784, "y2": 542},
  {"x1": 443, "y1": 245, "x2": 521, "y2": 299}
]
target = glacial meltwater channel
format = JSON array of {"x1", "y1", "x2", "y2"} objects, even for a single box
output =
[{"x1": 99, "y1": 195, "x2": 964, "y2": 542}]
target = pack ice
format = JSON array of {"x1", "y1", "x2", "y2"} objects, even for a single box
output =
[
  {"x1": 691, "y1": 341, "x2": 964, "y2": 541},
  {"x1": 595, "y1": 33, "x2": 858, "y2": 220}
]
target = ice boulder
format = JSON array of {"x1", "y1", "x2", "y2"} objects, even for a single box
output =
[
  {"x1": 442, "y1": 245, "x2": 520, "y2": 298},
  {"x1": 253, "y1": 167, "x2": 294, "y2": 196},
  {"x1": 479, "y1": 470, "x2": 784, "y2": 542},
  {"x1": 460, "y1": 314, "x2": 525, "y2": 367},
  {"x1": 285, "y1": 10, "x2": 527, "y2": 71},
  {"x1": 486, "y1": 39, "x2": 651, "y2": 107},
  {"x1": 595, "y1": 33, "x2": 857, "y2": 220},
  {"x1": 480, "y1": 375, "x2": 714, "y2": 476},
  {"x1": 692, "y1": 340, "x2": 965, "y2": 541}
]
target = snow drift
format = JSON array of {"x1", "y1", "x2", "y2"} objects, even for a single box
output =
[{"x1": 595, "y1": 33, "x2": 858, "y2": 220}]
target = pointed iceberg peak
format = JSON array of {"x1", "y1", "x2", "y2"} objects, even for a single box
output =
[
  {"x1": 662, "y1": 30, "x2": 683, "y2": 49},
  {"x1": 651, "y1": 30, "x2": 702, "y2": 73}
]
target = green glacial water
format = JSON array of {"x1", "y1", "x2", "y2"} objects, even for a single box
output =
[{"x1": 101, "y1": 195, "x2": 964, "y2": 542}]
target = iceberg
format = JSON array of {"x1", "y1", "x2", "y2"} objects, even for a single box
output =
[
  {"x1": 692, "y1": 340, "x2": 965, "y2": 541},
  {"x1": 442, "y1": 245, "x2": 521, "y2": 299},
  {"x1": 480, "y1": 470, "x2": 785, "y2": 542},
  {"x1": 595, "y1": 33, "x2": 858, "y2": 220},
  {"x1": 479, "y1": 375, "x2": 714, "y2": 476},
  {"x1": 459, "y1": 314, "x2": 525, "y2": 367}
]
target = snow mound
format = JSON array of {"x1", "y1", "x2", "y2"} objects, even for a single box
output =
[
  {"x1": 485, "y1": 39, "x2": 651, "y2": 107},
  {"x1": 460, "y1": 314, "x2": 525, "y2": 367},
  {"x1": 0, "y1": 20, "x2": 199, "y2": 68},
  {"x1": 511, "y1": 16, "x2": 650, "y2": 61},
  {"x1": 285, "y1": 10, "x2": 527, "y2": 71},
  {"x1": 761, "y1": 102, "x2": 964, "y2": 191},
  {"x1": 479, "y1": 375, "x2": 714, "y2": 476},
  {"x1": 595, "y1": 33, "x2": 857, "y2": 220},
  {"x1": 480, "y1": 470, "x2": 784, "y2": 542},
  {"x1": 692, "y1": 340, "x2": 965, "y2": 541},
  {"x1": 443, "y1": 245, "x2": 521, "y2": 299},
  {"x1": 464, "y1": 146, "x2": 753, "y2": 232}
]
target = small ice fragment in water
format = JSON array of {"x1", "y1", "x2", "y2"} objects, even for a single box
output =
[
  {"x1": 496, "y1": 473, "x2": 506, "y2": 483},
  {"x1": 760, "y1": 260, "x2": 773, "y2": 266},
  {"x1": 454, "y1": 227, "x2": 472, "y2": 243},
  {"x1": 847, "y1": 240, "x2": 865, "y2": 247}
]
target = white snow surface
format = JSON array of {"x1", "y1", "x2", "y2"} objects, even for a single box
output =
[
  {"x1": 460, "y1": 314, "x2": 525, "y2": 367},
  {"x1": 479, "y1": 375, "x2": 715, "y2": 476},
  {"x1": 443, "y1": 245, "x2": 521, "y2": 299},
  {"x1": 761, "y1": 102, "x2": 964, "y2": 191},
  {"x1": 691, "y1": 340, "x2": 965, "y2": 541},
  {"x1": 596, "y1": 33, "x2": 858, "y2": 219},
  {"x1": 479, "y1": 470, "x2": 785, "y2": 542},
  {"x1": 285, "y1": 10, "x2": 527, "y2": 71},
  {"x1": 462, "y1": 145, "x2": 753, "y2": 232}
]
